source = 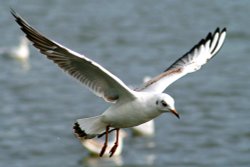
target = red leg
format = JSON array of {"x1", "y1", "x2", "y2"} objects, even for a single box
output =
[
  {"x1": 97, "y1": 128, "x2": 116, "y2": 138},
  {"x1": 99, "y1": 126, "x2": 110, "y2": 157},
  {"x1": 109, "y1": 128, "x2": 120, "y2": 157}
]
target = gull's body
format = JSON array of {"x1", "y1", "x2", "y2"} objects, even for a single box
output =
[
  {"x1": 79, "y1": 77, "x2": 155, "y2": 157},
  {"x1": 75, "y1": 92, "x2": 171, "y2": 141},
  {"x1": 11, "y1": 9, "x2": 227, "y2": 157},
  {"x1": 102, "y1": 93, "x2": 170, "y2": 127}
]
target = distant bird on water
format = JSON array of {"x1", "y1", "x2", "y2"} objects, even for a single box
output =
[
  {"x1": 78, "y1": 120, "x2": 154, "y2": 157},
  {"x1": 11, "y1": 9, "x2": 226, "y2": 157},
  {"x1": 0, "y1": 36, "x2": 29, "y2": 61},
  {"x1": 131, "y1": 120, "x2": 154, "y2": 137},
  {"x1": 78, "y1": 129, "x2": 127, "y2": 157}
]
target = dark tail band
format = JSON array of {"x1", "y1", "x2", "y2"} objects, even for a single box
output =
[{"x1": 73, "y1": 122, "x2": 88, "y2": 138}]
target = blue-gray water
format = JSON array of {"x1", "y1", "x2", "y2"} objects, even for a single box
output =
[{"x1": 1, "y1": 1, "x2": 250, "y2": 167}]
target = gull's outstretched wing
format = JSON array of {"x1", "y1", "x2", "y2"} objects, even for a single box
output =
[
  {"x1": 11, "y1": 10, "x2": 135, "y2": 102},
  {"x1": 137, "y1": 28, "x2": 227, "y2": 93}
]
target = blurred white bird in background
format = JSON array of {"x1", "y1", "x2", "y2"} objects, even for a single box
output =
[
  {"x1": 78, "y1": 121, "x2": 154, "y2": 157},
  {"x1": 78, "y1": 129, "x2": 127, "y2": 157},
  {"x1": 0, "y1": 36, "x2": 30, "y2": 70},
  {"x1": 131, "y1": 120, "x2": 154, "y2": 137},
  {"x1": 0, "y1": 36, "x2": 29, "y2": 60},
  {"x1": 130, "y1": 76, "x2": 155, "y2": 137}
]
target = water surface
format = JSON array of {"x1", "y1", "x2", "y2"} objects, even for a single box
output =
[{"x1": 0, "y1": 1, "x2": 250, "y2": 167}]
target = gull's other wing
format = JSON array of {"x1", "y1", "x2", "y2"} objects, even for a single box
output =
[{"x1": 137, "y1": 28, "x2": 227, "y2": 93}]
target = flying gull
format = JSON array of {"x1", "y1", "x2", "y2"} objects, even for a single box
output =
[{"x1": 11, "y1": 9, "x2": 227, "y2": 157}]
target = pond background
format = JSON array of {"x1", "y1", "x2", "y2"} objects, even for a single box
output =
[{"x1": 0, "y1": 0, "x2": 250, "y2": 167}]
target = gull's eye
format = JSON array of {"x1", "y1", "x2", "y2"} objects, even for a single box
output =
[{"x1": 161, "y1": 100, "x2": 167, "y2": 107}]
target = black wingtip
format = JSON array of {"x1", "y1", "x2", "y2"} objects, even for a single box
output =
[
  {"x1": 215, "y1": 27, "x2": 227, "y2": 34},
  {"x1": 215, "y1": 27, "x2": 220, "y2": 32},
  {"x1": 10, "y1": 7, "x2": 15, "y2": 14},
  {"x1": 222, "y1": 27, "x2": 227, "y2": 33},
  {"x1": 214, "y1": 27, "x2": 227, "y2": 36},
  {"x1": 205, "y1": 32, "x2": 212, "y2": 41},
  {"x1": 10, "y1": 8, "x2": 18, "y2": 19},
  {"x1": 10, "y1": 8, "x2": 26, "y2": 29}
]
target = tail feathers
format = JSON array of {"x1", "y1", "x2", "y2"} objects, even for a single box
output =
[{"x1": 73, "y1": 115, "x2": 106, "y2": 139}]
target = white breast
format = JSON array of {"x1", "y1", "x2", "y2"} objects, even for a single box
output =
[{"x1": 102, "y1": 95, "x2": 161, "y2": 128}]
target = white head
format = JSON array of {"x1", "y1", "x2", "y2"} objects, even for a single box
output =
[{"x1": 155, "y1": 93, "x2": 179, "y2": 119}]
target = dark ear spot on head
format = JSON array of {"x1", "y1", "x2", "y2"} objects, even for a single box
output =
[
  {"x1": 161, "y1": 100, "x2": 167, "y2": 107},
  {"x1": 156, "y1": 100, "x2": 159, "y2": 105}
]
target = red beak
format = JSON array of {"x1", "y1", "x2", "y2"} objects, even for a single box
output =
[{"x1": 170, "y1": 109, "x2": 180, "y2": 119}]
